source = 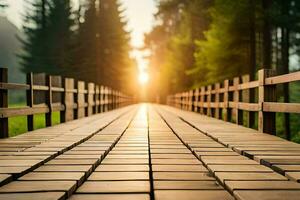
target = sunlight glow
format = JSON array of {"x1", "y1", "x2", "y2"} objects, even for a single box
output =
[{"x1": 138, "y1": 72, "x2": 149, "y2": 85}]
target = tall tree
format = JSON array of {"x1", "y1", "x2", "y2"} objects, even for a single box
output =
[
  {"x1": 193, "y1": 0, "x2": 254, "y2": 84},
  {"x1": 97, "y1": 0, "x2": 131, "y2": 89},
  {"x1": 19, "y1": 0, "x2": 75, "y2": 75},
  {"x1": 73, "y1": 0, "x2": 99, "y2": 82},
  {"x1": 262, "y1": 0, "x2": 272, "y2": 69},
  {"x1": 46, "y1": 0, "x2": 75, "y2": 76},
  {"x1": 19, "y1": 0, "x2": 49, "y2": 73},
  {"x1": 145, "y1": 0, "x2": 211, "y2": 101}
]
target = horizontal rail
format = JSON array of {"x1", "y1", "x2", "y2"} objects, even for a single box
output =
[
  {"x1": 0, "y1": 67, "x2": 134, "y2": 138},
  {"x1": 263, "y1": 102, "x2": 300, "y2": 113},
  {"x1": 265, "y1": 71, "x2": 300, "y2": 85},
  {"x1": 167, "y1": 68, "x2": 300, "y2": 138}
]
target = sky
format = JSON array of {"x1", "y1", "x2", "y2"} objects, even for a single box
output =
[{"x1": 5, "y1": 0, "x2": 157, "y2": 73}]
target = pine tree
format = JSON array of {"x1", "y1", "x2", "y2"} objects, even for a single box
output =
[
  {"x1": 46, "y1": 0, "x2": 75, "y2": 76},
  {"x1": 193, "y1": 0, "x2": 256, "y2": 84},
  {"x1": 19, "y1": 0, "x2": 75, "y2": 76},
  {"x1": 19, "y1": 0, "x2": 49, "y2": 73},
  {"x1": 97, "y1": 0, "x2": 131, "y2": 89},
  {"x1": 73, "y1": 0, "x2": 99, "y2": 82}
]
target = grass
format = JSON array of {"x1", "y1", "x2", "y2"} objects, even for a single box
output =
[{"x1": 8, "y1": 111, "x2": 60, "y2": 137}]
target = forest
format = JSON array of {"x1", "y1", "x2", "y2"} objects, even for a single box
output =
[
  {"x1": 0, "y1": 0, "x2": 299, "y2": 140},
  {"x1": 145, "y1": 0, "x2": 300, "y2": 142},
  {"x1": 12, "y1": 0, "x2": 137, "y2": 93}
]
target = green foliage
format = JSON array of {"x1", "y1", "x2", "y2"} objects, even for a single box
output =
[
  {"x1": 19, "y1": 0, "x2": 134, "y2": 92},
  {"x1": 72, "y1": 0, "x2": 134, "y2": 91},
  {"x1": 8, "y1": 103, "x2": 60, "y2": 137},
  {"x1": 145, "y1": 0, "x2": 211, "y2": 100},
  {"x1": 147, "y1": 0, "x2": 300, "y2": 142},
  {"x1": 19, "y1": 0, "x2": 75, "y2": 76},
  {"x1": 97, "y1": 0, "x2": 132, "y2": 89}
]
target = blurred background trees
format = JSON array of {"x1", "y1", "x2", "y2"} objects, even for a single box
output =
[
  {"x1": 18, "y1": 0, "x2": 136, "y2": 93},
  {"x1": 145, "y1": 0, "x2": 300, "y2": 141},
  {"x1": 146, "y1": 0, "x2": 300, "y2": 96}
]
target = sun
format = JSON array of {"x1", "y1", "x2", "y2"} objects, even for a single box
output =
[{"x1": 138, "y1": 72, "x2": 149, "y2": 85}]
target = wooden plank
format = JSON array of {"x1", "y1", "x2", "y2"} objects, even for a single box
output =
[
  {"x1": 95, "y1": 165, "x2": 149, "y2": 172},
  {"x1": 76, "y1": 181, "x2": 150, "y2": 193},
  {"x1": 0, "y1": 192, "x2": 65, "y2": 200},
  {"x1": 208, "y1": 165, "x2": 272, "y2": 173},
  {"x1": 215, "y1": 172, "x2": 286, "y2": 183},
  {"x1": 153, "y1": 172, "x2": 214, "y2": 181},
  {"x1": 0, "y1": 82, "x2": 30, "y2": 90},
  {"x1": 258, "y1": 69, "x2": 276, "y2": 134},
  {"x1": 76, "y1": 81, "x2": 85, "y2": 119},
  {"x1": 35, "y1": 165, "x2": 93, "y2": 173},
  {"x1": 87, "y1": 83, "x2": 95, "y2": 116},
  {"x1": 62, "y1": 78, "x2": 75, "y2": 122},
  {"x1": 154, "y1": 190, "x2": 234, "y2": 200},
  {"x1": 0, "y1": 174, "x2": 12, "y2": 186},
  {"x1": 45, "y1": 75, "x2": 53, "y2": 127},
  {"x1": 0, "y1": 68, "x2": 8, "y2": 138},
  {"x1": 88, "y1": 172, "x2": 149, "y2": 181},
  {"x1": 265, "y1": 71, "x2": 300, "y2": 85},
  {"x1": 154, "y1": 181, "x2": 222, "y2": 190},
  {"x1": 225, "y1": 180, "x2": 300, "y2": 191},
  {"x1": 272, "y1": 165, "x2": 300, "y2": 173},
  {"x1": 263, "y1": 102, "x2": 300, "y2": 113},
  {"x1": 152, "y1": 165, "x2": 207, "y2": 172},
  {"x1": 69, "y1": 194, "x2": 150, "y2": 200},
  {"x1": 19, "y1": 172, "x2": 85, "y2": 184},
  {"x1": 234, "y1": 190, "x2": 300, "y2": 200},
  {"x1": 285, "y1": 172, "x2": 300, "y2": 182},
  {"x1": 0, "y1": 181, "x2": 77, "y2": 197}
]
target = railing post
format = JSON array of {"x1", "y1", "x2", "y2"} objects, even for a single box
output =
[
  {"x1": 215, "y1": 83, "x2": 221, "y2": 119},
  {"x1": 95, "y1": 85, "x2": 100, "y2": 114},
  {"x1": 0, "y1": 68, "x2": 8, "y2": 138},
  {"x1": 200, "y1": 87, "x2": 205, "y2": 114},
  {"x1": 62, "y1": 78, "x2": 74, "y2": 122},
  {"x1": 87, "y1": 83, "x2": 95, "y2": 116},
  {"x1": 207, "y1": 85, "x2": 212, "y2": 116},
  {"x1": 258, "y1": 69, "x2": 276, "y2": 134},
  {"x1": 223, "y1": 79, "x2": 231, "y2": 122},
  {"x1": 109, "y1": 88, "x2": 112, "y2": 110},
  {"x1": 76, "y1": 81, "x2": 85, "y2": 118},
  {"x1": 188, "y1": 90, "x2": 194, "y2": 111},
  {"x1": 176, "y1": 94, "x2": 180, "y2": 108},
  {"x1": 193, "y1": 89, "x2": 199, "y2": 112},
  {"x1": 100, "y1": 86, "x2": 103, "y2": 112},
  {"x1": 242, "y1": 75, "x2": 250, "y2": 127},
  {"x1": 233, "y1": 77, "x2": 242, "y2": 124},
  {"x1": 116, "y1": 91, "x2": 119, "y2": 108},
  {"x1": 26, "y1": 72, "x2": 34, "y2": 131},
  {"x1": 45, "y1": 75, "x2": 53, "y2": 127}
]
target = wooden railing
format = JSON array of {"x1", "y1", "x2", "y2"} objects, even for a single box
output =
[
  {"x1": 167, "y1": 69, "x2": 300, "y2": 138},
  {"x1": 0, "y1": 67, "x2": 133, "y2": 138}
]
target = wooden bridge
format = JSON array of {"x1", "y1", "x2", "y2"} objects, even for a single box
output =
[
  {"x1": 0, "y1": 67, "x2": 300, "y2": 199},
  {"x1": 0, "y1": 104, "x2": 299, "y2": 200}
]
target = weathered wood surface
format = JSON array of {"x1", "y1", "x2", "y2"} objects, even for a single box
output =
[
  {"x1": 0, "y1": 104, "x2": 299, "y2": 199},
  {"x1": 167, "y1": 69, "x2": 300, "y2": 138},
  {"x1": 0, "y1": 68, "x2": 133, "y2": 138}
]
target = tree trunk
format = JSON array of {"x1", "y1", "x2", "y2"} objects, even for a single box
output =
[
  {"x1": 281, "y1": 0, "x2": 290, "y2": 140},
  {"x1": 41, "y1": 0, "x2": 46, "y2": 29},
  {"x1": 262, "y1": 0, "x2": 272, "y2": 69},
  {"x1": 249, "y1": 0, "x2": 256, "y2": 128}
]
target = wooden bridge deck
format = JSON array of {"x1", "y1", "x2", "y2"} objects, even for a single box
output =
[{"x1": 0, "y1": 104, "x2": 299, "y2": 200}]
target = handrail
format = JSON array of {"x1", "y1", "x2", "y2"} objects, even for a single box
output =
[
  {"x1": 0, "y1": 67, "x2": 134, "y2": 138},
  {"x1": 167, "y1": 68, "x2": 300, "y2": 140}
]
